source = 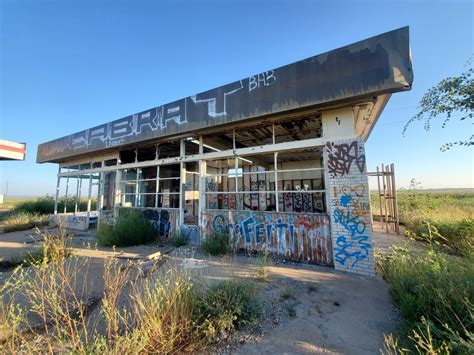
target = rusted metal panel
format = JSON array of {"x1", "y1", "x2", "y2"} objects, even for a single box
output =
[
  {"x1": 202, "y1": 210, "x2": 333, "y2": 266},
  {"x1": 37, "y1": 27, "x2": 413, "y2": 163}
]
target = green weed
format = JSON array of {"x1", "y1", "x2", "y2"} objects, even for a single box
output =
[
  {"x1": 306, "y1": 282, "x2": 319, "y2": 293},
  {"x1": 201, "y1": 232, "x2": 229, "y2": 256},
  {"x1": 170, "y1": 232, "x2": 190, "y2": 247},
  {"x1": 378, "y1": 246, "x2": 474, "y2": 353},
  {"x1": 97, "y1": 209, "x2": 156, "y2": 247},
  {"x1": 280, "y1": 287, "x2": 295, "y2": 301},
  {"x1": 255, "y1": 252, "x2": 270, "y2": 282}
]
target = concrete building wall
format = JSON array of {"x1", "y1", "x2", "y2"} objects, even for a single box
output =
[
  {"x1": 324, "y1": 137, "x2": 375, "y2": 276},
  {"x1": 322, "y1": 107, "x2": 356, "y2": 141}
]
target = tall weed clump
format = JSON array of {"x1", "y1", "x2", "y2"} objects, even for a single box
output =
[
  {"x1": 0, "y1": 230, "x2": 88, "y2": 353},
  {"x1": 198, "y1": 279, "x2": 262, "y2": 340},
  {"x1": 2, "y1": 212, "x2": 48, "y2": 232},
  {"x1": 201, "y1": 232, "x2": 229, "y2": 255},
  {"x1": 97, "y1": 209, "x2": 156, "y2": 247},
  {"x1": 12, "y1": 195, "x2": 95, "y2": 215},
  {"x1": 0, "y1": 238, "x2": 262, "y2": 353},
  {"x1": 378, "y1": 245, "x2": 474, "y2": 353}
]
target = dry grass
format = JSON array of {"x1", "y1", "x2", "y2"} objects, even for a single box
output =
[
  {"x1": 1, "y1": 212, "x2": 48, "y2": 233},
  {"x1": 0, "y1": 229, "x2": 262, "y2": 353}
]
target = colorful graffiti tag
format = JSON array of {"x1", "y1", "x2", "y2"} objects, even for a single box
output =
[
  {"x1": 325, "y1": 139, "x2": 373, "y2": 274},
  {"x1": 332, "y1": 186, "x2": 371, "y2": 267},
  {"x1": 202, "y1": 210, "x2": 332, "y2": 265}
]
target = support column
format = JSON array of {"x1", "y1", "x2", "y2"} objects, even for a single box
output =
[
  {"x1": 179, "y1": 139, "x2": 185, "y2": 225},
  {"x1": 134, "y1": 168, "x2": 141, "y2": 208},
  {"x1": 54, "y1": 166, "x2": 61, "y2": 215},
  {"x1": 324, "y1": 138, "x2": 375, "y2": 276},
  {"x1": 113, "y1": 169, "x2": 122, "y2": 219},
  {"x1": 63, "y1": 177, "x2": 69, "y2": 214},
  {"x1": 198, "y1": 136, "x2": 206, "y2": 234},
  {"x1": 74, "y1": 177, "x2": 81, "y2": 215},
  {"x1": 274, "y1": 152, "x2": 279, "y2": 212},
  {"x1": 87, "y1": 173, "x2": 93, "y2": 217}
]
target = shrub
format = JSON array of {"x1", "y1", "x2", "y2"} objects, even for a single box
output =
[
  {"x1": 378, "y1": 247, "x2": 474, "y2": 353},
  {"x1": 410, "y1": 219, "x2": 474, "y2": 257},
  {"x1": 201, "y1": 232, "x2": 229, "y2": 256},
  {"x1": 198, "y1": 279, "x2": 262, "y2": 339},
  {"x1": 97, "y1": 209, "x2": 156, "y2": 247},
  {"x1": 2, "y1": 212, "x2": 48, "y2": 232},
  {"x1": 286, "y1": 304, "x2": 296, "y2": 317},
  {"x1": 280, "y1": 287, "x2": 295, "y2": 301},
  {"x1": 170, "y1": 232, "x2": 190, "y2": 247},
  {"x1": 306, "y1": 282, "x2": 319, "y2": 293},
  {"x1": 255, "y1": 252, "x2": 270, "y2": 282},
  {"x1": 11, "y1": 195, "x2": 96, "y2": 215}
]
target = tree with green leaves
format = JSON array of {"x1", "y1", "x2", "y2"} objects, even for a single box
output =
[{"x1": 403, "y1": 60, "x2": 473, "y2": 151}]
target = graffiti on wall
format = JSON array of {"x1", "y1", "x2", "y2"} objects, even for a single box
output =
[
  {"x1": 326, "y1": 139, "x2": 372, "y2": 270},
  {"x1": 202, "y1": 210, "x2": 332, "y2": 265},
  {"x1": 332, "y1": 185, "x2": 371, "y2": 267},
  {"x1": 69, "y1": 71, "x2": 278, "y2": 151},
  {"x1": 142, "y1": 209, "x2": 173, "y2": 238},
  {"x1": 326, "y1": 141, "x2": 366, "y2": 177}
]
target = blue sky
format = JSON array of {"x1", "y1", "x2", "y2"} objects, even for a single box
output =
[{"x1": 1, "y1": 0, "x2": 473, "y2": 196}]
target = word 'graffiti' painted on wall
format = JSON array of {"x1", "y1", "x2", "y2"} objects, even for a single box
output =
[{"x1": 202, "y1": 210, "x2": 332, "y2": 265}]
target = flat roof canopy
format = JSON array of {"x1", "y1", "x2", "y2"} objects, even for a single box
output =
[{"x1": 37, "y1": 26, "x2": 413, "y2": 164}]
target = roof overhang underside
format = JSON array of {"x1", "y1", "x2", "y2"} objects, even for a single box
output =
[{"x1": 37, "y1": 26, "x2": 413, "y2": 164}]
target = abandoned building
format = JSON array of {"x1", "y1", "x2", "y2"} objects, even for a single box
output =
[{"x1": 37, "y1": 27, "x2": 413, "y2": 276}]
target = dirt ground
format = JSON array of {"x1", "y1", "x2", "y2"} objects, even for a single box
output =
[{"x1": 0, "y1": 225, "x2": 417, "y2": 354}]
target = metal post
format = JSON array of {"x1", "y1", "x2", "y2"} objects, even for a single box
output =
[
  {"x1": 179, "y1": 139, "x2": 185, "y2": 225},
  {"x1": 198, "y1": 136, "x2": 206, "y2": 230},
  {"x1": 274, "y1": 152, "x2": 279, "y2": 212},
  {"x1": 113, "y1": 169, "x2": 122, "y2": 219},
  {"x1": 381, "y1": 163, "x2": 389, "y2": 233},
  {"x1": 74, "y1": 177, "x2": 80, "y2": 214},
  {"x1": 376, "y1": 166, "x2": 383, "y2": 226},
  {"x1": 134, "y1": 168, "x2": 140, "y2": 208},
  {"x1": 385, "y1": 165, "x2": 393, "y2": 231},
  {"x1": 391, "y1": 163, "x2": 400, "y2": 234},
  {"x1": 234, "y1": 155, "x2": 239, "y2": 210},
  {"x1": 155, "y1": 165, "x2": 160, "y2": 208},
  {"x1": 87, "y1": 173, "x2": 93, "y2": 217},
  {"x1": 54, "y1": 166, "x2": 61, "y2": 215},
  {"x1": 99, "y1": 173, "x2": 104, "y2": 209},
  {"x1": 63, "y1": 177, "x2": 69, "y2": 214}
]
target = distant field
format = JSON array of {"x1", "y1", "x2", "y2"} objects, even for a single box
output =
[
  {"x1": 1, "y1": 197, "x2": 37, "y2": 210},
  {"x1": 371, "y1": 190, "x2": 474, "y2": 255}
]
